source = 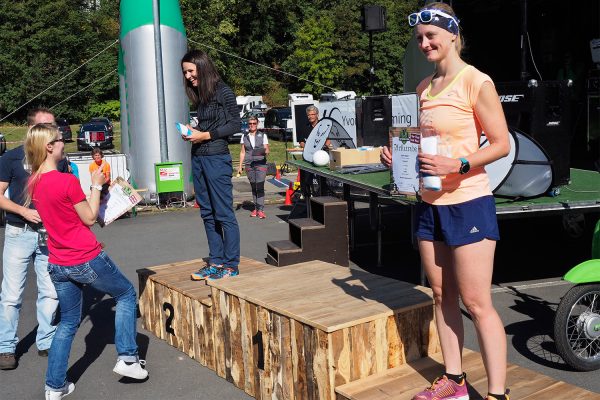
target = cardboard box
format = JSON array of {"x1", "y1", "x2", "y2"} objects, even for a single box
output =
[{"x1": 329, "y1": 147, "x2": 381, "y2": 170}]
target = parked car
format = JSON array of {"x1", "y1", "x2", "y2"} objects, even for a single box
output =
[
  {"x1": 262, "y1": 107, "x2": 292, "y2": 141},
  {"x1": 55, "y1": 118, "x2": 73, "y2": 142},
  {"x1": 89, "y1": 117, "x2": 114, "y2": 135},
  {"x1": 77, "y1": 122, "x2": 114, "y2": 151}
]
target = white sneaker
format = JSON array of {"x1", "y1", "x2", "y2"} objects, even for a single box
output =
[
  {"x1": 113, "y1": 359, "x2": 148, "y2": 379},
  {"x1": 45, "y1": 382, "x2": 75, "y2": 400}
]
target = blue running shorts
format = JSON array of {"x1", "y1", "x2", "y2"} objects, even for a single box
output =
[{"x1": 414, "y1": 195, "x2": 500, "y2": 246}]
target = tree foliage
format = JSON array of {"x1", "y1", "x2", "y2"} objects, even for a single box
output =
[{"x1": 0, "y1": 0, "x2": 418, "y2": 123}]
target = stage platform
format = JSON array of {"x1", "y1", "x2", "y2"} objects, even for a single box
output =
[
  {"x1": 335, "y1": 349, "x2": 600, "y2": 400},
  {"x1": 137, "y1": 258, "x2": 439, "y2": 399}
]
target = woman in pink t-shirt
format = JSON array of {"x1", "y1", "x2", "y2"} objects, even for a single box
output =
[
  {"x1": 382, "y1": 3, "x2": 510, "y2": 400},
  {"x1": 24, "y1": 124, "x2": 148, "y2": 399}
]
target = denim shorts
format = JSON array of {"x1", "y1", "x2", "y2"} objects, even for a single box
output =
[{"x1": 414, "y1": 195, "x2": 500, "y2": 246}]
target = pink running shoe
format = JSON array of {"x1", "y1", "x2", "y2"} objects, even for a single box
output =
[
  {"x1": 412, "y1": 375, "x2": 469, "y2": 400},
  {"x1": 250, "y1": 210, "x2": 258, "y2": 217},
  {"x1": 257, "y1": 211, "x2": 266, "y2": 219}
]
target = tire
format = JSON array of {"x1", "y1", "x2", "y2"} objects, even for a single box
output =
[{"x1": 554, "y1": 283, "x2": 600, "y2": 371}]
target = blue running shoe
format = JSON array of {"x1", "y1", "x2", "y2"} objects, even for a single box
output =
[
  {"x1": 191, "y1": 265, "x2": 220, "y2": 281},
  {"x1": 207, "y1": 267, "x2": 239, "y2": 280}
]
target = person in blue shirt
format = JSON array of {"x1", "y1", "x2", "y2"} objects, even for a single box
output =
[{"x1": 0, "y1": 108, "x2": 66, "y2": 370}]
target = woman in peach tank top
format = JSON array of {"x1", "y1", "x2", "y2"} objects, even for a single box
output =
[{"x1": 381, "y1": 3, "x2": 510, "y2": 400}]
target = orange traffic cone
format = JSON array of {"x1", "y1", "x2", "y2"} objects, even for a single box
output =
[
  {"x1": 284, "y1": 182, "x2": 294, "y2": 206},
  {"x1": 275, "y1": 167, "x2": 281, "y2": 180}
]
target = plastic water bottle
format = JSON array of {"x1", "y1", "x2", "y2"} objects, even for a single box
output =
[{"x1": 420, "y1": 135, "x2": 442, "y2": 191}]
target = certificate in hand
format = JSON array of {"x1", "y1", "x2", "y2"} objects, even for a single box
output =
[
  {"x1": 389, "y1": 127, "x2": 420, "y2": 200},
  {"x1": 97, "y1": 177, "x2": 143, "y2": 227}
]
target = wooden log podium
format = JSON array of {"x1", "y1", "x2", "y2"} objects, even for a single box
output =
[{"x1": 137, "y1": 259, "x2": 598, "y2": 400}]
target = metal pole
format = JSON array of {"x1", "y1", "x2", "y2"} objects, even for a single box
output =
[
  {"x1": 369, "y1": 31, "x2": 374, "y2": 94},
  {"x1": 153, "y1": 0, "x2": 169, "y2": 162},
  {"x1": 520, "y1": 0, "x2": 529, "y2": 81}
]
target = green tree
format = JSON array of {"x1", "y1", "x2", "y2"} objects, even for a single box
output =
[
  {"x1": 0, "y1": 0, "x2": 119, "y2": 123},
  {"x1": 281, "y1": 15, "x2": 343, "y2": 97}
]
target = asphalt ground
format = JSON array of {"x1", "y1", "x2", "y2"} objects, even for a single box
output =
[{"x1": 1, "y1": 179, "x2": 599, "y2": 399}]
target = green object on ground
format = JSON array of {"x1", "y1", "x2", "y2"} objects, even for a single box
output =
[{"x1": 154, "y1": 161, "x2": 184, "y2": 193}]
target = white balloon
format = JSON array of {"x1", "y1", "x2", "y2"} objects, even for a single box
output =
[{"x1": 312, "y1": 150, "x2": 330, "y2": 167}]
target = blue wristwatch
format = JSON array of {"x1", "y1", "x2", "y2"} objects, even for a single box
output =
[{"x1": 458, "y1": 158, "x2": 470, "y2": 174}]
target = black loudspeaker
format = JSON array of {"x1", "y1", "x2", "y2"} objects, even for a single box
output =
[
  {"x1": 361, "y1": 5, "x2": 387, "y2": 32},
  {"x1": 496, "y1": 80, "x2": 573, "y2": 187},
  {"x1": 356, "y1": 96, "x2": 392, "y2": 147}
]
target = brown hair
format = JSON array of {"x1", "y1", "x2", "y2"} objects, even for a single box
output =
[
  {"x1": 91, "y1": 147, "x2": 103, "y2": 158},
  {"x1": 26, "y1": 107, "x2": 54, "y2": 127},
  {"x1": 181, "y1": 49, "x2": 221, "y2": 108},
  {"x1": 420, "y1": 2, "x2": 464, "y2": 54}
]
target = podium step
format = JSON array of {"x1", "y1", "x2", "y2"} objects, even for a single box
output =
[
  {"x1": 335, "y1": 349, "x2": 600, "y2": 400},
  {"x1": 288, "y1": 217, "x2": 325, "y2": 230}
]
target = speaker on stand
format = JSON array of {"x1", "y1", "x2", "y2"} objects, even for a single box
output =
[{"x1": 361, "y1": 5, "x2": 386, "y2": 94}]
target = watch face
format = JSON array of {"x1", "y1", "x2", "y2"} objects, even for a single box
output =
[{"x1": 460, "y1": 159, "x2": 470, "y2": 174}]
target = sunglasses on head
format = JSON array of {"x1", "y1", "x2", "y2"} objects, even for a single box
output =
[{"x1": 408, "y1": 9, "x2": 458, "y2": 27}]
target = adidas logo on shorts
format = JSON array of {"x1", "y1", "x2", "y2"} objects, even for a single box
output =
[{"x1": 469, "y1": 226, "x2": 480, "y2": 234}]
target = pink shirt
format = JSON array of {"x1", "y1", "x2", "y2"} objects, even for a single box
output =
[
  {"x1": 33, "y1": 170, "x2": 102, "y2": 266},
  {"x1": 417, "y1": 65, "x2": 493, "y2": 205}
]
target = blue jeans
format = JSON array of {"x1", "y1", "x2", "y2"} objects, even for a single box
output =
[
  {"x1": 192, "y1": 154, "x2": 240, "y2": 268},
  {"x1": 45, "y1": 251, "x2": 138, "y2": 390},
  {"x1": 0, "y1": 223, "x2": 58, "y2": 353}
]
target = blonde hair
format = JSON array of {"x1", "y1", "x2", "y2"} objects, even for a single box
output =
[
  {"x1": 421, "y1": 2, "x2": 464, "y2": 54},
  {"x1": 23, "y1": 123, "x2": 60, "y2": 207}
]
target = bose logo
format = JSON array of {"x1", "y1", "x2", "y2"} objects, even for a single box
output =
[{"x1": 499, "y1": 94, "x2": 524, "y2": 103}]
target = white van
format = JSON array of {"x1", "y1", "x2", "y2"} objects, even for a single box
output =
[{"x1": 236, "y1": 96, "x2": 266, "y2": 118}]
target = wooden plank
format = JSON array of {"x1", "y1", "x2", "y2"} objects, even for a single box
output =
[
  {"x1": 212, "y1": 288, "x2": 226, "y2": 378},
  {"x1": 229, "y1": 295, "x2": 244, "y2": 389},
  {"x1": 280, "y1": 316, "x2": 294, "y2": 400},
  {"x1": 250, "y1": 303, "x2": 260, "y2": 397},
  {"x1": 207, "y1": 261, "x2": 434, "y2": 333},
  {"x1": 272, "y1": 313, "x2": 284, "y2": 399},
  {"x1": 331, "y1": 328, "x2": 352, "y2": 388},
  {"x1": 240, "y1": 299, "x2": 256, "y2": 397},
  {"x1": 314, "y1": 328, "x2": 332, "y2": 400},
  {"x1": 292, "y1": 318, "x2": 309, "y2": 400},
  {"x1": 335, "y1": 349, "x2": 600, "y2": 400}
]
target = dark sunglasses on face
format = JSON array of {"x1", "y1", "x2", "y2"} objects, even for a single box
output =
[
  {"x1": 408, "y1": 9, "x2": 458, "y2": 27},
  {"x1": 248, "y1": 122, "x2": 258, "y2": 125},
  {"x1": 49, "y1": 137, "x2": 65, "y2": 144}
]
